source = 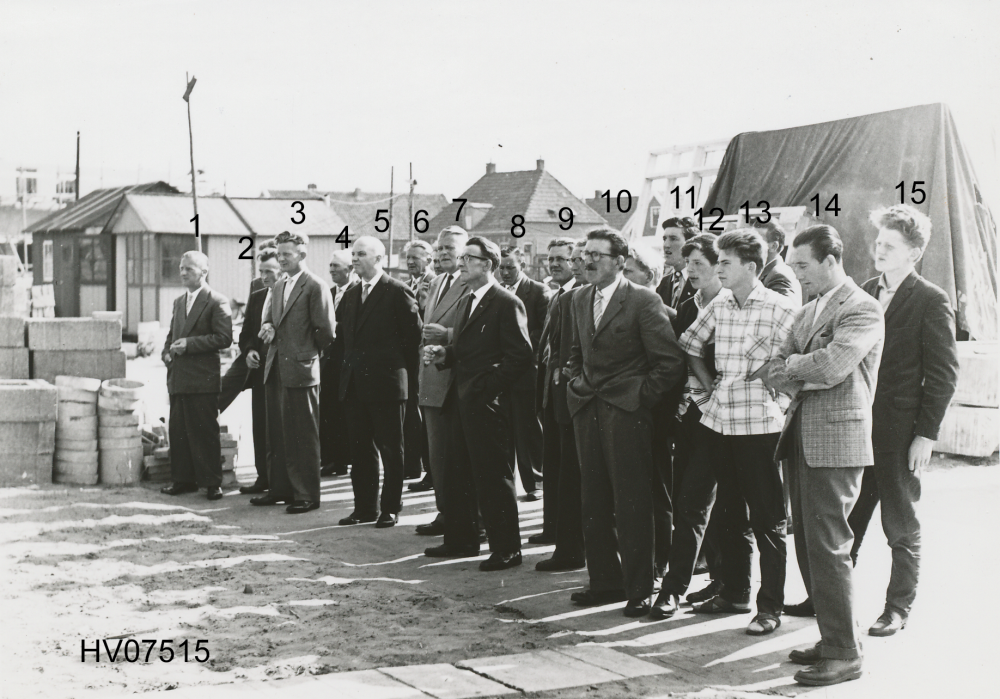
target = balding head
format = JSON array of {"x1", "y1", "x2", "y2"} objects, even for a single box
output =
[{"x1": 352, "y1": 235, "x2": 385, "y2": 281}]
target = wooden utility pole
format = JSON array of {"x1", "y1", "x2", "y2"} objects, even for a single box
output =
[
  {"x1": 74, "y1": 131, "x2": 80, "y2": 202},
  {"x1": 387, "y1": 166, "x2": 394, "y2": 269},
  {"x1": 183, "y1": 73, "x2": 201, "y2": 252},
  {"x1": 408, "y1": 162, "x2": 415, "y2": 241}
]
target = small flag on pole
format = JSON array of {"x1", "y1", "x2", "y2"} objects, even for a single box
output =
[{"x1": 182, "y1": 76, "x2": 197, "y2": 103}]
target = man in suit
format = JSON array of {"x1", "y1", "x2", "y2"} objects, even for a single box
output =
[
  {"x1": 255, "y1": 231, "x2": 336, "y2": 514},
  {"x1": 759, "y1": 224, "x2": 884, "y2": 686},
  {"x1": 405, "y1": 240, "x2": 437, "y2": 317},
  {"x1": 566, "y1": 228, "x2": 686, "y2": 617},
  {"x1": 336, "y1": 236, "x2": 422, "y2": 528},
  {"x1": 413, "y1": 226, "x2": 471, "y2": 530},
  {"x1": 498, "y1": 245, "x2": 550, "y2": 500},
  {"x1": 423, "y1": 236, "x2": 533, "y2": 571},
  {"x1": 319, "y1": 249, "x2": 358, "y2": 477},
  {"x1": 530, "y1": 237, "x2": 580, "y2": 548},
  {"x1": 160, "y1": 251, "x2": 233, "y2": 501},
  {"x1": 402, "y1": 240, "x2": 436, "y2": 481},
  {"x1": 754, "y1": 220, "x2": 803, "y2": 304},
  {"x1": 656, "y1": 216, "x2": 699, "y2": 310}
]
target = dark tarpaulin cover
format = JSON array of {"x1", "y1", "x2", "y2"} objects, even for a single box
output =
[{"x1": 704, "y1": 103, "x2": 997, "y2": 339}]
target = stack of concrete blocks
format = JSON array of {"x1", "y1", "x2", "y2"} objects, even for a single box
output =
[
  {"x1": 0, "y1": 316, "x2": 29, "y2": 379},
  {"x1": 53, "y1": 376, "x2": 102, "y2": 485},
  {"x1": 1, "y1": 255, "x2": 30, "y2": 317},
  {"x1": 142, "y1": 424, "x2": 171, "y2": 482},
  {"x1": 97, "y1": 379, "x2": 145, "y2": 486},
  {"x1": 27, "y1": 318, "x2": 126, "y2": 384},
  {"x1": 220, "y1": 424, "x2": 239, "y2": 487},
  {"x1": 937, "y1": 341, "x2": 1000, "y2": 457},
  {"x1": 0, "y1": 379, "x2": 57, "y2": 486}
]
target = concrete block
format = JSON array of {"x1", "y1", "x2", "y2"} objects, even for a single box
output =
[
  {"x1": 98, "y1": 392, "x2": 142, "y2": 413},
  {"x1": 57, "y1": 386, "x2": 99, "y2": 404},
  {"x1": 457, "y1": 650, "x2": 623, "y2": 692},
  {"x1": 59, "y1": 401, "x2": 97, "y2": 418},
  {"x1": 31, "y1": 350, "x2": 126, "y2": 384},
  {"x1": 56, "y1": 415, "x2": 98, "y2": 439},
  {"x1": 27, "y1": 318, "x2": 122, "y2": 350},
  {"x1": 100, "y1": 437, "x2": 143, "y2": 450},
  {"x1": 56, "y1": 438, "x2": 99, "y2": 452},
  {"x1": 99, "y1": 426, "x2": 141, "y2": 440},
  {"x1": 0, "y1": 421, "x2": 56, "y2": 454},
  {"x1": 937, "y1": 405, "x2": 999, "y2": 457},
  {"x1": 0, "y1": 379, "x2": 58, "y2": 421},
  {"x1": 99, "y1": 378, "x2": 143, "y2": 399},
  {"x1": 55, "y1": 375, "x2": 103, "y2": 391},
  {"x1": 0, "y1": 452, "x2": 54, "y2": 486},
  {"x1": 99, "y1": 444, "x2": 143, "y2": 486},
  {"x1": 380, "y1": 664, "x2": 517, "y2": 698},
  {"x1": 100, "y1": 412, "x2": 141, "y2": 427},
  {"x1": 0, "y1": 348, "x2": 30, "y2": 379},
  {"x1": 54, "y1": 459, "x2": 99, "y2": 485},
  {"x1": 0, "y1": 316, "x2": 26, "y2": 347}
]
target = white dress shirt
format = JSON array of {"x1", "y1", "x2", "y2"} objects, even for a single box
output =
[
  {"x1": 283, "y1": 269, "x2": 305, "y2": 306},
  {"x1": 593, "y1": 273, "x2": 623, "y2": 326},
  {"x1": 360, "y1": 269, "x2": 384, "y2": 303},
  {"x1": 185, "y1": 286, "x2": 204, "y2": 315},
  {"x1": 812, "y1": 280, "x2": 847, "y2": 328},
  {"x1": 468, "y1": 277, "x2": 495, "y2": 314}
]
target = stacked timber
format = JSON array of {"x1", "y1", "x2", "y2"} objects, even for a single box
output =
[
  {"x1": 53, "y1": 376, "x2": 102, "y2": 485},
  {"x1": 0, "y1": 379, "x2": 57, "y2": 486},
  {"x1": 0, "y1": 315, "x2": 29, "y2": 379},
  {"x1": 220, "y1": 424, "x2": 239, "y2": 487},
  {"x1": 937, "y1": 341, "x2": 1000, "y2": 457},
  {"x1": 97, "y1": 379, "x2": 145, "y2": 486},
  {"x1": 142, "y1": 423, "x2": 171, "y2": 482},
  {"x1": 27, "y1": 317, "x2": 126, "y2": 383}
]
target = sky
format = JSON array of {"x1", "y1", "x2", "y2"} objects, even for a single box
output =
[{"x1": 1, "y1": 0, "x2": 998, "y2": 206}]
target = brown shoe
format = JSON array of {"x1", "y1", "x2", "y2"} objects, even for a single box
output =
[{"x1": 794, "y1": 657, "x2": 863, "y2": 686}]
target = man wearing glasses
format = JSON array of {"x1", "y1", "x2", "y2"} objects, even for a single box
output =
[
  {"x1": 657, "y1": 216, "x2": 700, "y2": 311},
  {"x1": 423, "y1": 237, "x2": 533, "y2": 571}
]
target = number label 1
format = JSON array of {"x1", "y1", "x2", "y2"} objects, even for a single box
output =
[{"x1": 190, "y1": 214, "x2": 199, "y2": 238}]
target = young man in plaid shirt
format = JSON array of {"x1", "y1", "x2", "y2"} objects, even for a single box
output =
[{"x1": 678, "y1": 229, "x2": 797, "y2": 636}]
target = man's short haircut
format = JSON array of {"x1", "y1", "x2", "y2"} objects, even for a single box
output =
[
  {"x1": 752, "y1": 220, "x2": 786, "y2": 248},
  {"x1": 274, "y1": 231, "x2": 309, "y2": 248},
  {"x1": 586, "y1": 228, "x2": 629, "y2": 259},
  {"x1": 329, "y1": 248, "x2": 351, "y2": 266},
  {"x1": 404, "y1": 239, "x2": 433, "y2": 256},
  {"x1": 869, "y1": 204, "x2": 932, "y2": 252},
  {"x1": 500, "y1": 245, "x2": 523, "y2": 261},
  {"x1": 547, "y1": 236, "x2": 578, "y2": 251},
  {"x1": 467, "y1": 236, "x2": 501, "y2": 271},
  {"x1": 627, "y1": 239, "x2": 665, "y2": 287},
  {"x1": 715, "y1": 229, "x2": 766, "y2": 272},
  {"x1": 661, "y1": 215, "x2": 700, "y2": 240},
  {"x1": 258, "y1": 246, "x2": 278, "y2": 263},
  {"x1": 181, "y1": 250, "x2": 209, "y2": 271},
  {"x1": 438, "y1": 225, "x2": 469, "y2": 242},
  {"x1": 682, "y1": 233, "x2": 720, "y2": 265},
  {"x1": 793, "y1": 224, "x2": 844, "y2": 263}
]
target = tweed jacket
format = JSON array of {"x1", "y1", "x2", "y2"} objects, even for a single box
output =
[
  {"x1": 162, "y1": 285, "x2": 233, "y2": 395},
  {"x1": 417, "y1": 272, "x2": 470, "y2": 408},
  {"x1": 262, "y1": 268, "x2": 336, "y2": 388},
  {"x1": 774, "y1": 278, "x2": 884, "y2": 468}
]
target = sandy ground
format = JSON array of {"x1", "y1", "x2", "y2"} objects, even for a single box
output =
[{"x1": 0, "y1": 355, "x2": 997, "y2": 699}]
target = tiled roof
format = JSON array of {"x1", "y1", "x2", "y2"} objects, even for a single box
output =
[
  {"x1": 24, "y1": 182, "x2": 178, "y2": 234},
  {"x1": 265, "y1": 189, "x2": 449, "y2": 239}
]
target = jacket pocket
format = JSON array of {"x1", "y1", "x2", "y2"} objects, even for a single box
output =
[
  {"x1": 893, "y1": 396, "x2": 921, "y2": 409},
  {"x1": 827, "y1": 408, "x2": 864, "y2": 422}
]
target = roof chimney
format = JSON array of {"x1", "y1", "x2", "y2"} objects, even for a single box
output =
[
  {"x1": 486, "y1": 163, "x2": 496, "y2": 175},
  {"x1": 595, "y1": 190, "x2": 602, "y2": 199},
  {"x1": 536, "y1": 159, "x2": 545, "y2": 172},
  {"x1": 307, "y1": 183, "x2": 317, "y2": 191},
  {"x1": 353, "y1": 188, "x2": 362, "y2": 199}
]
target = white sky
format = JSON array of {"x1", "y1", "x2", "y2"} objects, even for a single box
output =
[{"x1": 2, "y1": 0, "x2": 998, "y2": 205}]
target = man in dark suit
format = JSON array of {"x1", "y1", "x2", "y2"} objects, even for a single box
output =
[
  {"x1": 319, "y1": 249, "x2": 358, "y2": 477},
  {"x1": 754, "y1": 220, "x2": 803, "y2": 304},
  {"x1": 530, "y1": 237, "x2": 580, "y2": 547},
  {"x1": 255, "y1": 231, "x2": 336, "y2": 514},
  {"x1": 337, "y1": 236, "x2": 422, "y2": 528},
  {"x1": 566, "y1": 228, "x2": 686, "y2": 617},
  {"x1": 498, "y1": 245, "x2": 551, "y2": 499},
  {"x1": 160, "y1": 251, "x2": 233, "y2": 501},
  {"x1": 656, "y1": 216, "x2": 699, "y2": 310},
  {"x1": 423, "y1": 236, "x2": 533, "y2": 571},
  {"x1": 402, "y1": 240, "x2": 436, "y2": 481}
]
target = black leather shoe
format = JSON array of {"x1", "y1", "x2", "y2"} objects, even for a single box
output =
[
  {"x1": 527, "y1": 532, "x2": 556, "y2": 544},
  {"x1": 784, "y1": 598, "x2": 816, "y2": 617},
  {"x1": 206, "y1": 487, "x2": 223, "y2": 501},
  {"x1": 524, "y1": 490, "x2": 541, "y2": 502},
  {"x1": 160, "y1": 483, "x2": 198, "y2": 496},
  {"x1": 286, "y1": 501, "x2": 319, "y2": 514},
  {"x1": 408, "y1": 478, "x2": 434, "y2": 492},
  {"x1": 535, "y1": 557, "x2": 585, "y2": 572},
  {"x1": 424, "y1": 543, "x2": 480, "y2": 558},
  {"x1": 571, "y1": 589, "x2": 628, "y2": 607},
  {"x1": 339, "y1": 512, "x2": 377, "y2": 525},
  {"x1": 624, "y1": 596, "x2": 652, "y2": 618},
  {"x1": 650, "y1": 591, "x2": 680, "y2": 619},
  {"x1": 375, "y1": 513, "x2": 398, "y2": 528},
  {"x1": 794, "y1": 658, "x2": 863, "y2": 686},
  {"x1": 239, "y1": 481, "x2": 268, "y2": 495},
  {"x1": 686, "y1": 579, "x2": 724, "y2": 604},
  {"x1": 415, "y1": 520, "x2": 445, "y2": 536},
  {"x1": 789, "y1": 643, "x2": 822, "y2": 665},
  {"x1": 869, "y1": 608, "x2": 906, "y2": 636},
  {"x1": 250, "y1": 494, "x2": 290, "y2": 506},
  {"x1": 320, "y1": 465, "x2": 336, "y2": 477},
  {"x1": 404, "y1": 470, "x2": 423, "y2": 480},
  {"x1": 479, "y1": 551, "x2": 522, "y2": 571}
]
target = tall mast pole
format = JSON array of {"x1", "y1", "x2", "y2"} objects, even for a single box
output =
[
  {"x1": 387, "y1": 166, "x2": 394, "y2": 270},
  {"x1": 183, "y1": 73, "x2": 200, "y2": 253}
]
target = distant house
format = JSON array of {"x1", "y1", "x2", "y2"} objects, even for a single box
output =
[
  {"x1": 421, "y1": 161, "x2": 608, "y2": 278},
  {"x1": 264, "y1": 186, "x2": 449, "y2": 260},
  {"x1": 584, "y1": 191, "x2": 662, "y2": 238}
]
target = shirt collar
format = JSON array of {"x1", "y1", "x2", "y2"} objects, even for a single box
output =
[
  {"x1": 506, "y1": 274, "x2": 523, "y2": 293},
  {"x1": 878, "y1": 270, "x2": 911, "y2": 294},
  {"x1": 820, "y1": 279, "x2": 848, "y2": 300},
  {"x1": 471, "y1": 275, "x2": 495, "y2": 301},
  {"x1": 560, "y1": 277, "x2": 577, "y2": 293},
  {"x1": 362, "y1": 269, "x2": 384, "y2": 289},
  {"x1": 286, "y1": 269, "x2": 305, "y2": 286},
  {"x1": 596, "y1": 273, "x2": 623, "y2": 301},
  {"x1": 187, "y1": 283, "x2": 205, "y2": 299},
  {"x1": 723, "y1": 280, "x2": 766, "y2": 309}
]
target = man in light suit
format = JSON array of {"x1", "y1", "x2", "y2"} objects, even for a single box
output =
[
  {"x1": 754, "y1": 220, "x2": 803, "y2": 305},
  {"x1": 255, "y1": 231, "x2": 336, "y2": 514},
  {"x1": 320, "y1": 249, "x2": 358, "y2": 477},
  {"x1": 336, "y1": 236, "x2": 422, "y2": 528},
  {"x1": 160, "y1": 251, "x2": 233, "y2": 501},
  {"x1": 498, "y1": 245, "x2": 551, "y2": 499},
  {"x1": 403, "y1": 240, "x2": 436, "y2": 481},
  {"x1": 759, "y1": 224, "x2": 884, "y2": 687},
  {"x1": 566, "y1": 228, "x2": 686, "y2": 617}
]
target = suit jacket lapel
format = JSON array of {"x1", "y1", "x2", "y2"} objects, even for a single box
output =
[
  {"x1": 279, "y1": 276, "x2": 305, "y2": 326},
  {"x1": 453, "y1": 293, "x2": 473, "y2": 339},
  {"x1": 429, "y1": 275, "x2": 464, "y2": 324},
  {"x1": 180, "y1": 288, "x2": 208, "y2": 337},
  {"x1": 804, "y1": 282, "x2": 853, "y2": 347},
  {"x1": 883, "y1": 272, "x2": 917, "y2": 324},
  {"x1": 356, "y1": 276, "x2": 387, "y2": 331},
  {"x1": 594, "y1": 281, "x2": 626, "y2": 337},
  {"x1": 463, "y1": 285, "x2": 497, "y2": 332}
]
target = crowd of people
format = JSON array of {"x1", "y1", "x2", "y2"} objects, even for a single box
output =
[{"x1": 158, "y1": 203, "x2": 959, "y2": 687}]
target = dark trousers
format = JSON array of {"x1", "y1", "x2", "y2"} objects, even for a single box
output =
[
  {"x1": 423, "y1": 405, "x2": 448, "y2": 521},
  {"x1": 443, "y1": 390, "x2": 520, "y2": 553},
  {"x1": 345, "y1": 398, "x2": 406, "y2": 517},
  {"x1": 218, "y1": 358, "x2": 247, "y2": 413},
  {"x1": 500, "y1": 388, "x2": 543, "y2": 492},
  {"x1": 319, "y1": 363, "x2": 351, "y2": 471},
  {"x1": 403, "y1": 394, "x2": 428, "y2": 479},
  {"x1": 539, "y1": 398, "x2": 562, "y2": 538},
  {"x1": 848, "y1": 452, "x2": 921, "y2": 616},
  {"x1": 218, "y1": 362, "x2": 268, "y2": 487},
  {"x1": 708, "y1": 429, "x2": 786, "y2": 614},
  {"x1": 662, "y1": 406, "x2": 724, "y2": 596},
  {"x1": 788, "y1": 413, "x2": 864, "y2": 660},
  {"x1": 553, "y1": 420, "x2": 585, "y2": 562},
  {"x1": 169, "y1": 393, "x2": 222, "y2": 488},
  {"x1": 574, "y1": 398, "x2": 655, "y2": 600},
  {"x1": 265, "y1": 371, "x2": 321, "y2": 503},
  {"x1": 650, "y1": 399, "x2": 676, "y2": 574}
]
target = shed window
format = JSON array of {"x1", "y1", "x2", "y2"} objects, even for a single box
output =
[
  {"x1": 126, "y1": 234, "x2": 156, "y2": 285},
  {"x1": 79, "y1": 237, "x2": 110, "y2": 283},
  {"x1": 160, "y1": 235, "x2": 199, "y2": 284}
]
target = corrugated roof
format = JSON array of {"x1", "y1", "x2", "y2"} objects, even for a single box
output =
[
  {"x1": 228, "y1": 197, "x2": 348, "y2": 239},
  {"x1": 25, "y1": 182, "x2": 178, "y2": 234},
  {"x1": 266, "y1": 189, "x2": 449, "y2": 239},
  {"x1": 107, "y1": 194, "x2": 249, "y2": 236}
]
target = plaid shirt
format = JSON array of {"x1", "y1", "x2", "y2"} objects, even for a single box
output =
[{"x1": 679, "y1": 282, "x2": 797, "y2": 435}]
